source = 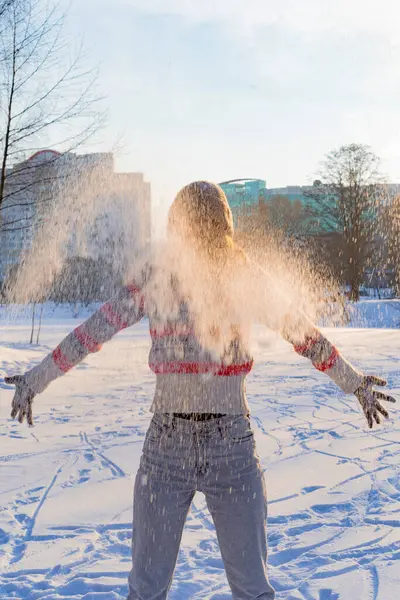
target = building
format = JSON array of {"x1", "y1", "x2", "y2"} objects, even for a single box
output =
[
  {"x1": 219, "y1": 179, "x2": 400, "y2": 236},
  {"x1": 219, "y1": 178, "x2": 315, "y2": 217},
  {"x1": 0, "y1": 150, "x2": 151, "y2": 282},
  {"x1": 219, "y1": 179, "x2": 325, "y2": 232},
  {"x1": 219, "y1": 179, "x2": 267, "y2": 218}
]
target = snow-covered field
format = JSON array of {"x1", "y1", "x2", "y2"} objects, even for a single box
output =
[
  {"x1": 349, "y1": 300, "x2": 400, "y2": 329},
  {"x1": 0, "y1": 305, "x2": 399, "y2": 599}
]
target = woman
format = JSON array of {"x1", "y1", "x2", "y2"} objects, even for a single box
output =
[{"x1": 6, "y1": 181, "x2": 396, "y2": 600}]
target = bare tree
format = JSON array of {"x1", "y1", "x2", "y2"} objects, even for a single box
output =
[
  {"x1": 237, "y1": 194, "x2": 312, "y2": 241},
  {"x1": 380, "y1": 194, "x2": 400, "y2": 296},
  {"x1": 0, "y1": 0, "x2": 16, "y2": 22},
  {"x1": 0, "y1": 0, "x2": 104, "y2": 234},
  {"x1": 304, "y1": 144, "x2": 384, "y2": 301},
  {"x1": 261, "y1": 195, "x2": 313, "y2": 239}
]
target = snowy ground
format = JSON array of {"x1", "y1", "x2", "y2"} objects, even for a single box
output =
[{"x1": 0, "y1": 311, "x2": 399, "y2": 600}]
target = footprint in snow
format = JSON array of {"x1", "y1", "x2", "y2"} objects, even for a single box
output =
[
  {"x1": 319, "y1": 589, "x2": 339, "y2": 600},
  {"x1": 303, "y1": 485, "x2": 325, "y2": 494}
]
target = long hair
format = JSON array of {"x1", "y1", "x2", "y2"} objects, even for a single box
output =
[
  {"x1": 167, "y1": 181, "x2": 241, "y2": 264},
  {"x1": 165, "y1": 181, "x2": 248, "y2": 352}
]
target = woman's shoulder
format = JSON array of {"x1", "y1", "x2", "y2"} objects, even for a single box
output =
[{"x1": 126, "y1": 243, "x2": 181, "y2": 293}]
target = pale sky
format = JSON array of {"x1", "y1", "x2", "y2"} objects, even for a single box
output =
[{"x1": 65, "y1": 0, "x2": 400, "y2": 221}]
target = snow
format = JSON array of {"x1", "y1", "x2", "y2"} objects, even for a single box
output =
[
  {"x1": 348, "y1": 300, "x2": 400, "y2": 329},
  {"x1": 0, "y1": 309, "x2": 399, "y2": 599}
]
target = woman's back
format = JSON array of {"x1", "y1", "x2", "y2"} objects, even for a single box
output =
[{"x1": 144, "y1": 259, "x2": 254, "y2": 413}]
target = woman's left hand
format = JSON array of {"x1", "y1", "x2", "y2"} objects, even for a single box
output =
[
  {"x1": 5, "y1": 375, "x2": 36, "y2": 426},
  {"x1": 354, "y1": 375, "x2": 396, "y2": 429}
]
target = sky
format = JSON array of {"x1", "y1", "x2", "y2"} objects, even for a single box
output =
[{"x1": 64, "y1": 0, "x2": 400, "y2": 223}]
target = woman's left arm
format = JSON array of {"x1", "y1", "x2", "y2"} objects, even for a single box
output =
[
  {"x1": 6, "y1": 281, "x2": 146, "y2": 426},
  {"x1": 23, "y1": 282, "x2": 146, "y2": 396}
]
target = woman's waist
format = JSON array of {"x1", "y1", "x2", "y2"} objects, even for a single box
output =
[{"x1": 153, "y1": 372, "x2": 247, "y2": 405}]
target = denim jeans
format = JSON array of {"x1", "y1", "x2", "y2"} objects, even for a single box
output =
[{"x1": 127, "y1": 413, "x2": 275, "y2": 600}]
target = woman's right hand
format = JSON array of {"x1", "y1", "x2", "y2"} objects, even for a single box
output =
[
  {"x1": 354, "y1": 375, "x2": 396, "y2": 429},
  {"x1": 5, "y1": 375, "x2": 36, "y2": 426}
]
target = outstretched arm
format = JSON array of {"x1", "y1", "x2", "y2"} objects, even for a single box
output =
[
  {"x1": 282, "y1": 312, "x2": 396, "y2": 428},
  {"x1": 281, "y1": 312, "x2": 362, "y2": 394},
  {"x1": 246, "y1": 260, "x2": 396, "y2": 428},
  {"x1": 6, "y1": 282, "x2": 146, "y2": 425}
]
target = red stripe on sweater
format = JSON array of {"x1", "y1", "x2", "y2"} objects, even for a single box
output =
[
  {"x1": 100, "y1": 303, "x2": 128, "y2": 330},
  {"x1": 126, "y1": 284, "x2": 141, "y2": 295},
  {"x1": 53, "y1": 347, "x2": 73, "y2": 373},
  {"x1": 126, "y1": 284, "x2": 145, "y2": 311},
  {"x1": 314, "y1": 347, "x2": 339, "y2": 372},
  {"x1": 74, "y1": 325, "x2": 102, "y2": 353},
  {"x1": 149, "y1": 361, "x2": 254, "y2": 376},
  {"x1": 293, "y1": 334, "x2": 320, "y2": 355}
]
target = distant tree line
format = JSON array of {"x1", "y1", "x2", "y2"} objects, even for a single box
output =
[
  {"x1": 1, "y1": 255, "x2": 121, "y2": 304},
  {"x1": 237, "y1": 144, "x2": 400, "y2": 301}
]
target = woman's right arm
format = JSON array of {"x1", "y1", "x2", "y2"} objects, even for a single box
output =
[
  {"x1": 6, "y1": 281, "x2": 146, "y2": 425},
  {"x1": 244, "y1": 259, "x2": 396, "y2": 428}
]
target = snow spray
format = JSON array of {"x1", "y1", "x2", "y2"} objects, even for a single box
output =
[{"x1": 2, "y1": 176, "x2": 345, "y2": 351}]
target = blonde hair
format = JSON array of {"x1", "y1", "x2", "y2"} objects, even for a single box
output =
[
  {"x1": 168, "y1": 181, "x2": 237, "y2": 262},
  {"x1": 164, "y1": 181, "x2": 249, "y2": 349}
]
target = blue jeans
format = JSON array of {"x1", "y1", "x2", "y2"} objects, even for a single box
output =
[{"x1": 127, "y1": 413, "x2": 275, "y2": 600}]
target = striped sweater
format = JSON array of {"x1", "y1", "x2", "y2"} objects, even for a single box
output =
[{"x1": 24, "y1": 263, "x2": 363, "y2": 414}]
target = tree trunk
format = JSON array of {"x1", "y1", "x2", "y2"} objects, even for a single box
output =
[
  {"x1": 29, "y1": 302, "x2": 36, "y2": 344},
  {"x1": 0, "y1": 19, "x2": 17, "y2": 208},
  {"x1": 36, "y1": 302, "x2": 44, "y2": 344}
]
